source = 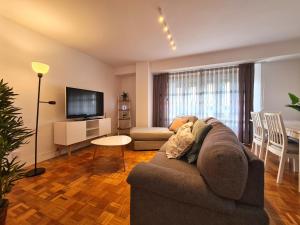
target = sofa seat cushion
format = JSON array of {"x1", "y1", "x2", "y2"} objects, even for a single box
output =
[
  {"x1": 151, "y1": 152, "x2": 200, "y2": 176},
  {"x1": 133, "y1": 140, "x2": 166, "y2": 150},
  {"x1": 130, "y1": 127, "x2": 174, "y2": 141},
  {"x1": 197, "y1": 121, "x2": 248, "y2": 200}
]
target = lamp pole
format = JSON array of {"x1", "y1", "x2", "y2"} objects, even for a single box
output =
[
  {"x1": 26, "y1": 63, "x2": 55, "y2": 177},
  {"x1": 25, "y1": 73, "x2": 44, "y2": 177},
  {"x1": 35, "y1": 73, "x2": 43, "y2": 174}
]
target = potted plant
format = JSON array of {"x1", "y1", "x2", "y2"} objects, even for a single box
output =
[
  {"x1": 286, "y1": 93, "x2": 300, "y2": 111},
  {"x1": 121, "y1": 91, "x2": 128, "y2": 101},
  {"x1": 0, "y1": 79, "x2": 33, "y2": 225}
]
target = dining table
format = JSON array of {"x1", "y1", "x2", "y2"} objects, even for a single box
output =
[{"x1": 283, "y1": 121, "x2": 300, "y2": 192}]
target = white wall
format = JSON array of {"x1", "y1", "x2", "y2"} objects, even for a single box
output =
[
  {"x1": 0, "y1": 16, "x2": 118, "y2": 165},
  {"x1": 117, "y1": 74, "x2": 136, "y2": 126},
  {"x1": 253, "y1": 63, "x2": 262, "y2": 112},
  {"x1": 151, "y1": 39, "x2": 300, "y2": 73},
  {"x1": 113, "y1": 65, "x2": 136, "y2": 76},
  {"x1": 261, "y1": 58, "x2": 300, "y2": 120},
  {"x1": 135, "y1": 62, "x2": 152, "y2": 127}
]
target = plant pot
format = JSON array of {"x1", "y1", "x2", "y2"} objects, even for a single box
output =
[{"x1": 0, "y1": 199, "x2": 9, "y2": 225}]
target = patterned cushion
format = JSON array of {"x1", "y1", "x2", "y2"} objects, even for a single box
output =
[{"x1": 165, "y1": 122, "x2": 195, "y2": 159}]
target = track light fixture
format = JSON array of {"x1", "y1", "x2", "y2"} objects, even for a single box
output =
[{"x1": 158, "y1": 7, "x2": 177, "y2": 51}]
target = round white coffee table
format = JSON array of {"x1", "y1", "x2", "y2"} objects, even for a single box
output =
[{"x1": 91, "y1": 135, "x2": 132, "y2": 171}]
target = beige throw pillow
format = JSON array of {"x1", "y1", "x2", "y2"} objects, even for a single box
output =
[
  {"x1": 165, "y1": 122, "x2": 195, "y2": 159},
  {"x1": 169, "y1": 117, "x2": 189, "y2": 132}
]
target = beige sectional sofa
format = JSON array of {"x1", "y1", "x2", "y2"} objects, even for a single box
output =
[
  {"x1": 127, "y1": 118, "x2": 269, "y2": 225},
  {"x1": 130, "y1": 127, "x2": 174, "y2": 150},
  {"x1": 130, "y1": 116, "x2": 198, "y2": 150}
]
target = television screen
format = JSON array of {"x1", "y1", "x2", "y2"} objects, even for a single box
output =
[{"x1": 66, "y1": 87, "x2": 104, "y2": 119}]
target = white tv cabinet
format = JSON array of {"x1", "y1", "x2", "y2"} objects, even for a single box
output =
[{"x1": 54, "y1": 118, "x2": 111, "y2": 156}]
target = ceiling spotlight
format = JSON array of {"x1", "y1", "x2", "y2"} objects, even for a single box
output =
[
  {"x1": 158, "y1": 16, "x2": 164, "y2": 24},
  {"x1": 158, "y1": 6, "x2": 176, "y2": 52},
  {"x1": 163, "y1": 25, "x2": 169, "y2": 33}
]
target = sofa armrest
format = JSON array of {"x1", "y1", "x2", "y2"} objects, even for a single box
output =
[
  {"x1": 238, "y1": 148, "x2": 265, "y2": 207},
  {"x1": 127, "y1": 162, "x2": 235, "y2": 214}
]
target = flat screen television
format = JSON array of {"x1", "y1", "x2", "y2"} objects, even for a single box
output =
[{"x1": 66, "y1": 87, "x2": 104, "y2": 119}]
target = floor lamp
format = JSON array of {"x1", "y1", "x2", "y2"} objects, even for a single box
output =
[{"x1": 25, "y1": 62, "x2": 56, "y2": 177}]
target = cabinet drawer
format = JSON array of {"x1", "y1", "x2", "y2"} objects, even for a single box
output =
[{"x1": 66, "y1": 121, "x2": 86, "y2": 145}]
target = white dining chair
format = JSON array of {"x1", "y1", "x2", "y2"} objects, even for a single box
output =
[
  {"x1": 251, "y1": 112, "x2": 266, "y2": 160},
  {"x1": 264, "y1": 113, "x2": 299, "y2": 183}
]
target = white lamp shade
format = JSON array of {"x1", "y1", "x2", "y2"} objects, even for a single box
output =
[{"x1": 32, "y1": 62, "x2": 50, "y2": 74}]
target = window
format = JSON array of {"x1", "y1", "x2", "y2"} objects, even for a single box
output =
[{"x1": 168, "y1": 66, "x2": 239, "y2": 133}]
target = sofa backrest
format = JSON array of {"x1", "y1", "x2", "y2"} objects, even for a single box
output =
[{"x1": 197, "y1": 119, "x2": 248, "y2": 200}]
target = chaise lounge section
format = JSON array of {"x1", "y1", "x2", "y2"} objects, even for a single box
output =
[
  {"x1": 130, "y1": 127, "x2": 174, "y2": 150},
  {"x1": 130, "y1": 116, "x2": 198, "y2": 150},
  {"x1": 127, "y1": 118, "x2": 269, "y2": 225}
]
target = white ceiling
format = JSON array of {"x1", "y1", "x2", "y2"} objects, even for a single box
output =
[{"x1": 1, "y1": 0, "x2": 300, "y2": 66}]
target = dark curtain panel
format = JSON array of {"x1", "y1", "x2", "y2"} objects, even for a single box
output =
[
  {"x1": 153, "y1": 73, "x2": 169, "y2": 127},
  {"x1": 238, "y1": 63, "x2": 254, "y2": 144}
]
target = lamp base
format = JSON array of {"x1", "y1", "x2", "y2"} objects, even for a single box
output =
[{"x1": 25, "y1": 167, "x2": 46, "y2": 177}]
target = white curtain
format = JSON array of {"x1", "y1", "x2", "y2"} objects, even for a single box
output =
[{"x1": 168, "y1": 66, "x2": 239, "y2": 133}]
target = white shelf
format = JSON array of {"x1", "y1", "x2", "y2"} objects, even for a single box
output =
[
  {"x1": 118, "y1": 96, "x2": 132, "y2": 135},
  {"x1": 86, "y1": 127, "x2": 99, "y2": 131},
  {"x1": 118, "y1": 127, "x2": 131, "y2": 130},
  {"x1": 86, "y1": 134, "x2": 100, "y2": 140}
]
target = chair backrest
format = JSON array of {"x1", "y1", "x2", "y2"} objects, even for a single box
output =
[
  {"x1": 264, "y1": 113, "x2": 287, "y2": 151},
  {"x1": 251, "y1": 112, "x2": 265, "y2": 140}
]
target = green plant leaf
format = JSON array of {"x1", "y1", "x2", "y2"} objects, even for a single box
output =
[
  {"x1": 288, "y1": 93, "x2": 299, "y2": 105},
  {"x1": 286, "y1": 104, "x2": 300, "y2": 112},
  {"x1": 0, "y1": 78, "x2": 33, "y2": 201}
]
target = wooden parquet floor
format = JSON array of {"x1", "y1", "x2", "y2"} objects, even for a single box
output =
[{"x1": 5, "y1": 145, "x2": 300, "y2": 225}]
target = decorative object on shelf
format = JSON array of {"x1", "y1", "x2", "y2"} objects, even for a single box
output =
[
  {"x1": 121, "y1": 91, "x2": 128, "y2": 101},
  {"x1": 25, "y1": 62, "x2": 56, "y2": 177},
  {"x1": 117, "y1": 94, "x2": 132, "y2": 135},
  {"x1": 0, "y1": 79, "x2": 33, "y2": 225},
  {"x1": 286, "y1": 93, "x2": 300, "y2": 112}
]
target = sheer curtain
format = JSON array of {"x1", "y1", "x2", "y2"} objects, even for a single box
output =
[{"x1": 168, "y1": 66, "x2": 239, "y2": 133}]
